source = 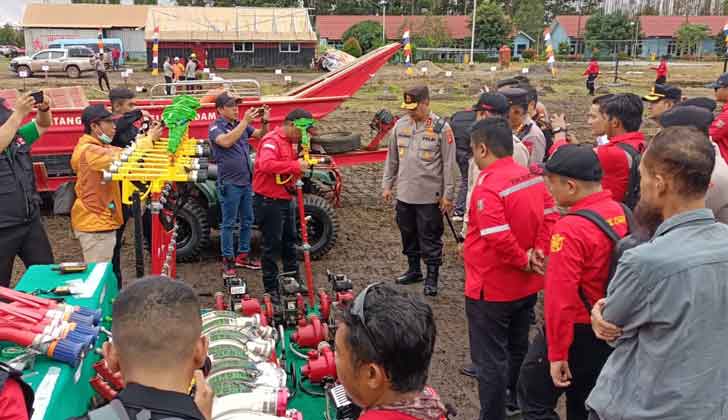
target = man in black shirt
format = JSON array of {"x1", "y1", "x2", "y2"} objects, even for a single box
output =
[{"x1": 70, "y1": 277, "x2": 213, "y2": 420}]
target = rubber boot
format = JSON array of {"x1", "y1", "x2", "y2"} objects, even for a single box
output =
[
  {"x1": 423, "y1": 265, "x2": 439, "y2": 296},
  {"x1": 396, "y1": 256, "x2": 423, "y2": 285}
]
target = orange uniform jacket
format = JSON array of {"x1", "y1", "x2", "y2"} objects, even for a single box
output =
[
  {"x1": 544, "y1": 191, "x2": 629, "y2": 361},
  {"x1": 464, "y1": 157, "x2": 558, "y2": 302},
  {"x1": 252, "y1": 127, "x2": 301, "y2": 200}
]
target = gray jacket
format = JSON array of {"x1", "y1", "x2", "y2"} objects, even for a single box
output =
[
  {"x1": 586, "y1": 209, "x2": 728, "y2": 420},
  {"x1": 382, "y1": 113, "x2": 456, "y2": 205}
]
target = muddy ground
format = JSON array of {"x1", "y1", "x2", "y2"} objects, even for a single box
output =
[{"x1": 7, "y1": 58, "x2": 725, "y2": 420}]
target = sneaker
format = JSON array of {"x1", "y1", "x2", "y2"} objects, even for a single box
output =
[
  {"x1": 505, "y1": 388, "x2": 521, "y2": 417},
  {"x1": 222, "y1": 257, "x2": 236, "y2": 277},
  {"x1": 235, "y1": 253, "x2": 261, "y2": 270}
]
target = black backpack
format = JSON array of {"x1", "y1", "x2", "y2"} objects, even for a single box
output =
[
  {"x1": 616, "y1": 143, "x2": 641, "y2": 210},
  {"x1": 449, "y1": 110, "x2": 476, "y2": 154},
  {"x1": 568, "y1": 203, "x2": 639, "y2": 312}
]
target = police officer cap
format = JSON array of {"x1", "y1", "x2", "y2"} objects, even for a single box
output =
[
  {"x1": 678, "y1": 97, "x2": 716, "y2": 113},
  {"x1": 81, "y1": 104, "x2": 113, "y2": 128},
  {"x1": 500, "y1": 87, "x2": 529, "y2": 108},
  {"x1": 642, "y1": 84, "x2": 682, "y2": 102},
  {"x1": 285, "y1": 108, "x2": 313, "y2": 121},
  {"x1": 543, "y1": 144, "x2": 603, "y2": 182},
  {"x1": 705, "y1": 72, "x2": 728, "y2": 89},
  {"x1": 658, "y1": 105, "x2": 714, "y2": 135},
  {"x1": 472, "y1": 92, "x2": 509, "y2": 114},
  {"x1": 214, "y1": 92, "x2": 241, "y2": 108},
  {"x1": 401, "y1": 85, "x2": 429, "y2": 110}
]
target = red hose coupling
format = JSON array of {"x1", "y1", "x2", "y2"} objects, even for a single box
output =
[
  {"x1": 90, "y1": 375, "x2": 118, "y2": 401},
  {"x1": 301, "y1": 343, "x2": 337, "y2": 383},
  {"x1": 240, "y1": 295, "x2": 261, "y2": 317},
  {"x1": 318, "y1": 289, "x2": 331, "y2": 320},
  {"x1": 292, "y1": 315, "x2": 328, "y2": 348}
]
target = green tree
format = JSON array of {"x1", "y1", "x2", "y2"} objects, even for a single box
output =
[
  {"x1": 134, "y1": 0, "x2": 158, "y2": 4},
  {"x1": 676, "y1": 23, "x2": 710, "y2": 57},
  {"x1": 341, "y1": 21, "x2": 384, "y2": 53},
  {"x1": 544, "y1": 0, "x2": 600, "y2": 23},
  {"x1": 513, "y1": 0, "x2": 544, "y2": 42},
  {"x1": 469, "y1": 0, "x2": 510, "y2": 50},
  {"x1": 0, "y1": 24, "x2": 22, "y2": 47},
  {"x1": 413, "y1": 15, "x2": 452, "y2": 48},
  {"x1": 584, "y1": 12, "x2": 638, "y2": 57},
  {"x1": 342, "y1": 37, "x2": 363, "y2": 57}
]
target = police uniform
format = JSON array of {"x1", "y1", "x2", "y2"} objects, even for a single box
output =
[
  {"x1": 382, "y1": 85, "x2": 456, "y2": 296},
  {"x1": 0, "y1": 101, "x2": 53, "y2": 287},
  {"x1": 501, "y1": 88, "x2": 547, "y2": 164}
]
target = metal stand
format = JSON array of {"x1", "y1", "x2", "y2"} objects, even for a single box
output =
[{"x1": 295, "y1": 179, "x2": 315, "y2": 307}]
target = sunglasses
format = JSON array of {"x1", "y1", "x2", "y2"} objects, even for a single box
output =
[{"x1": 349, "y1": 282, "x2": 383, "y2": 348}]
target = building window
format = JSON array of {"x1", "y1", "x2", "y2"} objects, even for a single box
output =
[
  {"x1": 667, "y1": 40, "x2": 677, "y2": 56},
  {"x1": 233, "y1": 42, "x2": 254, "y2": 53},
  {"x1": 279, "y1": 42, "x2": 300, "y2": 53}
]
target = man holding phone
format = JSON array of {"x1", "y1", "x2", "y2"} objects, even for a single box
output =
[
  {"x1": 0, "y1": 92, "x2": 54, "y2": 287},
  {"x1": 209, "y1": 93, "x2": 269, "y2": 276}
]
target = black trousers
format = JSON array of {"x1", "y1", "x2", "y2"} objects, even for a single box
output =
[
  {"x1": 655, "y1": 76, "x2": 666, "y2": 85},
  {"x1": 586, "y1": 74, "x2": 597, "y2": 95},
  {"x1": 467, "y1": 294, "x2": 537, "y2": 420},
  {"x1": 0, "y1": 217, "x2": 54, "y2": 287},
  {"x1": 254, "y1": 195, "x2": 298, "y2": 293},
  {"x1": 97, "y1": 71, "x2": 110, "y2": 91},
  {"x1": 395, "y1": 200, "x2": 444, "y2": 266},
  {"x1": 164, "y1": 76, "x2": 172, "y2": 95},
  {"x1": 454, "y1": 149, "x2": 471, "y2": 215},
  {"x1": 518, "y1": 325, "x2": 613, "y2": 420}
]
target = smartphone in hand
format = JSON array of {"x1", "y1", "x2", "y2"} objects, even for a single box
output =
[{"x1": 30, "y1": 91, "x2": 44, "y2": 105}]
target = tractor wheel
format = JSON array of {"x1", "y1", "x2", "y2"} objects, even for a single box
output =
[
  {"x1": 297, "y1": 194, "x2": 338, "y2": 260},
  {"x1": 175, "y1": 199, "x2": 211, "y2": 262},
  {"x1": 311, "y1": 132, "x2": 361, "y2": 154}
]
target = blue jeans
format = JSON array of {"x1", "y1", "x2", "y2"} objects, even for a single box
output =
[{"x1": 219, "y1": 183, "x2": 253, "y2": 258}]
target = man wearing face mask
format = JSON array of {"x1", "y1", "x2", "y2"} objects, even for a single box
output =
[
  {"x1": 382, "y1": 85, "x2": 456, "y2": 297},
  {"x1": 0, "y1": 93, "x2": 54, "y2": 288},
  {"x1": 71, "y1": 104, "x2": 124, "y2": 266}
]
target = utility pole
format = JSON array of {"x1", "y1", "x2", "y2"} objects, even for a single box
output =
[
  {"x1": 380, "y1": 0, "x2": 388, "y2": 44},
  {"x1": 469, "y1": 0, "x2": 476, "y2": 65}
]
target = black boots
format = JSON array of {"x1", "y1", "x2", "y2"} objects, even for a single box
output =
[
  {"x1": 396, "y1": 256, "x2": 423, "y2": 285},
  {"x1": 423, "y1": 265, "x2": 439, "y2": 296}
]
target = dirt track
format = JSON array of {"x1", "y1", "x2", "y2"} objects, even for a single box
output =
[{"x1": 9, "y1": 59, "x2": 725, "y2": 419}]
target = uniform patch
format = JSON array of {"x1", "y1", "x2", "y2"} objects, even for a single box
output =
[
  {"x1": 476, "y1": 199, "x2": 484, "y2": 212},
  {"x1": 263, "y1": 143, "x2": 276, "y2": 150},
  {"x1": 550, "y1": 233, "x2": 565, "y2": 253},
  {"x1": 717, "y1": 119, "x2": 725, "y2": 128},
  {"x1": 422, "y1": 151, "x2": 432, "y2": 160},
  {"x1": 446, "y1": 128, "x2": 454, "y2": 144},
  {"x1": 606, "y1": 215, "x2": 626, "y2": 227},
  {"x1": 399, "y1": 127, "x2": 413, "y2": 137}
]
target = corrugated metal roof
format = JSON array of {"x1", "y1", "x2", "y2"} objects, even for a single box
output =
[
  {"x1": 316, "y1": 15, "x2": 471, "y2": 40},
  {"x1": 145, "y1": 7, "x2": 317, "y2": 42},
  {"x1": 22, "y1": 4, "x2": 149, "y2": 29},
  {"x1": 553, "y1": 15, "x2": 590, "y2": 38}
]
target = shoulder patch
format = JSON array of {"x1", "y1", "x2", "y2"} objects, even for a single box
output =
[
  {"x1": 263, "y1": 143, "x2": 276, "y2": 150},
  {"x1": 717, "y1": 119, "x2": 725, "y2": 128},
  {"x1": 550, "y1": 233, "x2": 565, "y2": 253}
]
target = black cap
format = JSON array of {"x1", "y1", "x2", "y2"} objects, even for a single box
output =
[
  {"x1": 472, "y1": 92, "x2": 509, "y2": 114},
  {"x1": 81, "y1": 104, "x2": 113, "y2": 127},
  {"x1": 543, "y1": 144, "x2": 603, "y2": 182},
  {"x1": 658, "y1": 105, "x2": 714, "y2": 134},
  {"x1": 705, "y1": 72, "x2": 728, "y2": 89},
  {"x1": 285, "y1": 108, "x2": 313, "y2": 122},
  {"x1": 679, "y1": 97, "x2": 717, "y2": 113},
  {"x1": 214, "y1": 92, "x2": 241, "y2": 108},
  {"x1": 643, "y1": 84, "x2": 682, "y2": 102},
  {"x1": 401, "y1": 85, "x2": 429, "y2": 110},
  {"x1": 500, "y1": 87, "x2": 529, "y2": 108},
  {"x1": 108, "y1": 87, "x2": 134, "y2": 102},
  {"x1": 496, "y1": 78, "x2": 520, "y2": 89}
]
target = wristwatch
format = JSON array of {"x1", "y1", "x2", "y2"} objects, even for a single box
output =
[
  {"x1": 261, "y1": 119, "x2": 269, "y2": 124},
  {"x1": 37, "y1": 105, "x2": 50, "y2": 112},
  {"x1": 552, "y1": 127, "x2": 565, "y2": 134}
]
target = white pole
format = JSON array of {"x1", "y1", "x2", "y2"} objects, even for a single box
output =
[
  {"x1": 470, "y1": 0, "x2": 477, "y2": 65},
  {"x1": 383, "y1": 3, "x2": 387, "y2": 44}
]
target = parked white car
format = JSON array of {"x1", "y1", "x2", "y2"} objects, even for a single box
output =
[{"x1": 9, "y1": 47, "x2": 96, "y2": 78}]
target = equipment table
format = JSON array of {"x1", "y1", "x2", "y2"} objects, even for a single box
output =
[{"x1": 0, "y1": 263, "x2": 118, "y2": 420}]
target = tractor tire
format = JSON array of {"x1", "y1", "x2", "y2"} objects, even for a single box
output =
[
  {"x1": 311, "y1": 132, "x2": 360, "y2": 154},
  {"x1": 175, "y1": 199, "x2": 211, "y2": 262},
  {"x1": 297, "y1": 194, "x2": 338, "y2": 260}
]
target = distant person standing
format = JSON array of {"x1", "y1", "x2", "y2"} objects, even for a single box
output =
[
  {"x1": 96, "y1": 53, "x2": 110, "y2": 91},
  {"x1": 651, "y1": 55, "x2": 668, "y2": 85},
  {"x1": 172, "y1": 57, "x2": 184, "y2": 95},
  {"x1": 583, "y1": 57, "x2": 600, "y2": 96},
  {"x1": 185, "y1": 54, "x2": 198, "y2": 92},
  {"x1": 111, "y1": 47, "x2": 121, "y2": 72},
  {"x1": 163, "y1": 57, "x2": 173, "y2": 96}
]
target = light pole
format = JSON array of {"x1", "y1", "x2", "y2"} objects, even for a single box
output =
[
  {"x1": 379, "y1": 0, "x2": 388, "y2": 44},
  {"x1": 469, "y1": 0, "x2": 477, "y2": 65}
]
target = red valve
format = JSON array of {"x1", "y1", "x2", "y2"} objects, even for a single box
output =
[
  {"x1": 93, "y1": 360, "x2": 124, "y2": 390},
  {"x1": 336, "y1": 290, "x2": 354, "y2": 306},
  {"x1": 90, "y1": 375, "x2": 118, "y2": 401},
  {"x1": 240, "y1": 295, "x2": 261, "y2": 317},
  {"x1": 292, "y1": 315, "x2": 328, "y2": 348},
  {"x1": 318, "y1": 289, "x2": 331, "y2": 321},
  {"x1": 301, "y1": 343, "x2": 336, "y2": 383}
]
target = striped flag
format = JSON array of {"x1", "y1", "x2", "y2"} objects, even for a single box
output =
[
  {"x1": 723, "y1": 22, "x2": 728, "y2": 54},
  {"x1": 402, "y1": 29, "x2": 413, "y2": 75},
  {"x1": 151, "y1": 26, "x2": 160, "y2": 76},
  {"x1": 97, "y1": 28, "x2": 104, "y2": 52},
  {"x1": 544, "y1": 28, "x2": 556, "y2": 76}
]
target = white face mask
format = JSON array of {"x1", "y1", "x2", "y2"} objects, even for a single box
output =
[{"x1": 97, "y1": 131, "x2": 112, "y2": 144}]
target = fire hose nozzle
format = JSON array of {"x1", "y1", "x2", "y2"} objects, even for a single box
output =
[{"x1": 48, "y1": 338, "x2": 85, "y2": 368}]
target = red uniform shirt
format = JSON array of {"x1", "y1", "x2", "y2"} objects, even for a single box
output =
[
  {"x1": 0, "y1": 378, "x2": 29, "y2": 420},
  {"x1": 595, "y1": 131, "x2": 645, "y2": 203},
  {"x1": 544, "y1": 191, "x2": 629, "y2": 362},
  {"x1": 583, "y1": 61, "x2": 600, "y2": 76},
  {"x1": 655, "y1": 61, "x2": 667, "y2": 78},
  {"x1": 548, "y1": 138, "x2": 568, "y2": 156},
  {"x1": 464, "y1": 157, "x2": 558, "y2": 302},
  {"x1": 710, "y1": 102, "x2": 728, "y2": 163},
  {"x1": 252, "y1": 127, "x2": 301, "y2": 200}
]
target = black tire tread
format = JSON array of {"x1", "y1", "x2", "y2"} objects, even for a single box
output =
[
  {"x1": 297, "y1": 194, "x2": 338, "y2": 260},
  {"x1": 311, "y1": 131, "x2": 361, "y2": 154},
  {"x1": 175, "y1": 199, "x2": 211, "y2": 262}
]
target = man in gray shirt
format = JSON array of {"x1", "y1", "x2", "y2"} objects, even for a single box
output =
[
  {"x1": 382, "y1": 85, "x2": 456, "y2": 296},
  {"x1": 587, "y1": 126, "x2": 728, "y2": 420}
]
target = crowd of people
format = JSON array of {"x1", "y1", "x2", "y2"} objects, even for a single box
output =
[{"x1": 1, "y1": 60, "x2": 728, "y2": 419}]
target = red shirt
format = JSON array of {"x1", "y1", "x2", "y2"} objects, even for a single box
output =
[
  {"x1": 252, "y1": 127, "x2": 301, "y2": 200},
  {"x1": 548, "y1": 138, "x2": 568, "y2": 156},
  {"x1": 710, "y1": 103, "x2": 728, "y2": 163},
  {"x1": 583, "y1": 61, "x2": 600, "y2": 76},
  {"x1": 655, "y1": 61, "x2": 667, "y2": 78},
  {"x1": 464, "y1": 157, "x2": 558, "y2": 302},
  {"x1": 595, "y1": 131, "x2": 645, "y2": 203},
  {"x1": 0, "y1": 378, "x2": 29, "y2": 420},
  {"x1": 112, "y1": 48, "x2": 121, "y2": 59},
  {"x1": 544, "y1": 191, "x2": 629, "y2": 362}
]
